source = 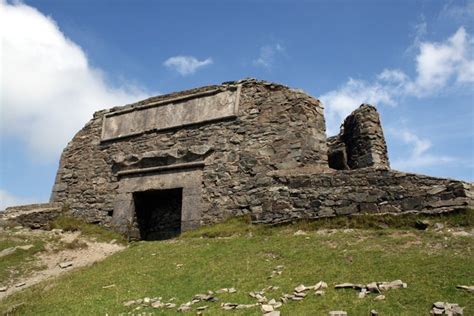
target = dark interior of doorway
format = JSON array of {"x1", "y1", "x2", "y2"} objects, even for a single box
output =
[{"x1": 133, "y1": 188, "x2": 183, "y2": 240}]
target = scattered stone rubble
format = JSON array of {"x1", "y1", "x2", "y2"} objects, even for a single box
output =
[
  {"x1": 221, "y1": 302, "x2": 256, "y2": 311},
  {"x1": 268, "y1": 265, "x2": 285, "y2": 279},
  {"x1": 122, "y1": 297, "x2": 177, "y2": 310},
  {"x1": 120, "y1": 278, "x2": 472, "y2": 314},
  {"x1": 216, "y1": 287, "x2": 236, "y2": 294},
  {"x1": 121, "y1": 277, "x2": 331, "y2": 314},
  {"x1": 335, "y1": 280, "x2": 407, "y2": 298},
  {"x1": 58, "y1": 261, "x2": 74, "y2": 269},
  {"x1": 122, "y1": 288, "x2": 239, "y2": 313},
  {"x1": 281, "y1": 281, "x2": 328, "y2": 302},
  {"x1": 456, "y1": 285, "x2": 474, "y2": 293},
  {"x1": 431, "y1": 302, "x2": 464, "y2": 315},
  {"x1": 0, "y1": 244, "x2": 35, "y2": 259}
]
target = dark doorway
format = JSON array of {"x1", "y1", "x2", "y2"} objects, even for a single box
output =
[{"x1": 133, "y1": 188, "x2": 183, "y2": 240}]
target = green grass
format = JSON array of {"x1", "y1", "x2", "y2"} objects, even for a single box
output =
[
  {"x1": 50, "y1": 215, "x2": 126, "y2": 244},
  {"x1": 182, "y1": 208, "x2": 474, "y2": 239},
  {"x1": 180, "y1": 215, "x2": 270, "y2": 238},
  {"x1": 0, "y1": 215, "x2": 125, "y2": 286},
  {"x1": 289, "y1": 207, "x2": 474, "y2": 230},
  {"x1": 1, "y1": 211, "x2": 473, "y2": 315},
  {"x1": 0, "y1": 230, "x2": 45, "y2": 284}
]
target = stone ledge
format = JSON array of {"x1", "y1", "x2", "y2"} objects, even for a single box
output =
[{"x1": 1, "y1": 203, "x2": 64, "y2": 230}]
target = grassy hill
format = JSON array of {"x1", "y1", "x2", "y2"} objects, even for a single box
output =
[{"x1": 0, "y1": 210, "x2": 473, "y2": 315}]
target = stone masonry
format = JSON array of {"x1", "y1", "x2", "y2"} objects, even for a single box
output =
[
  {"x1": 0, "y1": 203, "x2": 63, "y2": 230},
  {"x1": 327, "y1": 104, "x2": 389, "y2": 170},
  {"x1": 41, "y1": 78, "x2": 474, "y2": 239}
]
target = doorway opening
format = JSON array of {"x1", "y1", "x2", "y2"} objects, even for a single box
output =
[{"x1": 133, "y1": 188, "x2": 183, "y2": 240}]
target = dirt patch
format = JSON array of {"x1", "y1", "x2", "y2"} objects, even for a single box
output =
[{"x1": 0, "y1": 230, "x2": 125, "y2": 300}]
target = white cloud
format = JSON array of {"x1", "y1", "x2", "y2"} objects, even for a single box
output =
[
  {"x1": 377, "y1": 69, "x2": 409, "y2": 84},
  {"x1": 0, "y1": 2, "x2": 149, "y2": 162},
  {"x1": 439, "y1": 0, "x2": 474, "y2": 23},
  {"x1": 163, "y1": 56, "x2": 213, "y2": 76},
  {"x1": 320, "y1": 78, "x2": 398, "y2": 135},
  {"x1": 253, "y1": 44, "x2": 284, "y2": 68},
  {"x1": 0, "y1": 189, "x2": 34, "y2": 211},
  {"x1": 389, "y1": 129, "x2": 455, "y2": 170},
  {"x1": 319, "y1": 27, "x2": 474, "y2": 136},
  {"x1": 407, "y1": 27, "x2": 474, "y2": 95}
]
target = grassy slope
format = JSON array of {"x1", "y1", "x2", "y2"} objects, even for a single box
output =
[
  {"x1": 1, "y1": 211, "x2": 473, "y2": 315},
  {"x1": 50, "y1": 215, "x2": 126, "y2": 244},
  {"x1": 0, "y1": 216, "x2": 124, "y2": 287},
  {"x1": 0, "y1": 229, "x2": 45, "y2": 284}
]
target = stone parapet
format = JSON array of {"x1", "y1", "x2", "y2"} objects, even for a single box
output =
[
  {"x1": 0, "y1": 203, "x2": 63, "y2": 229},
  {"x1": 252, "y1": 169, "x2": 472, "y2": 224}
]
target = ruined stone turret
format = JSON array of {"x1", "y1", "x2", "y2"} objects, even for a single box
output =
[{"x1": 327, "y1": 104, "x2": 389, "y2": 170}]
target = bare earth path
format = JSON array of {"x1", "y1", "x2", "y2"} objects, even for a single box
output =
[{"x1": 0, "y1": 230, "x2": 125, "y2": 300}]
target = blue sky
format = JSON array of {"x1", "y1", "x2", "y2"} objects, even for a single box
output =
[{"x1": 1, "y1": 0, "x2": 473, "y2": 209}]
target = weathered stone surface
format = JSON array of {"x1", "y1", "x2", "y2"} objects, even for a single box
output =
[
  {"x1": 456, "y1": 285, "x2": 474, "y2": 293},
  {"x1": 253, "y1": 170, "x2": 473, "y2": 225},
  {"x1": 261, "y1": 304, "x2": 274, "y2": 313},
  {"x1": 59, "y1": 261, "x2": 73, "y2": 269},
  {"x1": 328, "y1": 104, "x2": 389, "y2": 170},
  {"x1": 378, "y1": 279, "x2": 407, "y2": 290},
  {"x1": 0, "y1": 203, "x2": 63, "y2": 230},
  {"x1": 32, "y1": 78, "x2": 472, "y2": 237},
  {"x1": 0, "y1": 247, "x2": 17, "y2": 258},
  {"x1": 102, "y1": 88, "x2": 240, "y2": 141},
  {"x1": 430, "y1": 302, "x2": 464, "y2": 315},
  {"x1": 335, "y1": 283, "x2": 365, "y2": 290}
]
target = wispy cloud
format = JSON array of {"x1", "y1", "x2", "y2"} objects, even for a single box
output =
[
  {"x1": 320, "y1": 27, "x2": 474, "y2": 135},
  {"x1": 320, "y1": 78, "x2": 399, "y2": 135},
  {"x1": 406, "y1": 15, "x2": 428, "y2": 54},
  {"x1": 163, "y1": 56, "x2": 213, "y2": 76},
  {"x1": 407, "y1": 27, "x2": 474, "y2": 95},
  {"x1": 0, "y1": 189, "x2": 34, "y2": 211},
  {"x1": 0, "y1": 1, "x2": 149, "y2": 162},
  {"x1": 253, "y1": 43, "x2": 285, "y2": 68},
  {"x1": 439, "y1": 0, "x2": 474, "y2": 23},
  {"x1": 389, "y1": 129, "x2": 455, "y2": 170}
]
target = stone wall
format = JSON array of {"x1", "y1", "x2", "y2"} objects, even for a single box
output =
[
  {"x1": 50, "y1": 79, "x2": 328, "y2": 233},
  {"x1": 328, "y1": 104, "x2": 390, "y2": 170},
  {"x1": 252, "y1": 169, "x2": 473, "y2": 224},
  {"x1": 0, "y1": 203, "x2": 63, "y2": 229},
  {"x1": 46, "y1": 78, "x2": 473, "y2": 236}
]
